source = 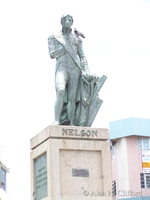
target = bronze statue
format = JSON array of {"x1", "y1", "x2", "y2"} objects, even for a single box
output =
[{"x1": 48, "y1": 14, "x2": 107, "y2": 126}]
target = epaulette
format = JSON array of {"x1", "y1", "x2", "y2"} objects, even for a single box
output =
[
  {"x1": 47, "y1": 35, "x2": 54, "y2": 41},
  {"x1": 78, "y1": 37, "x2": 82, "y2": 43},
  {"x1": 73, "y1": 33, "x2": 82, "y2": 43}
]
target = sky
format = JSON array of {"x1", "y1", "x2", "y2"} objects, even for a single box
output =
[{"x1": 0, "y1": 0, "x2": 150, "y2": 199}]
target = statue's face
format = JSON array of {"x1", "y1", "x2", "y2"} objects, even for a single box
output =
[{"x1": 62, "y1": 15, "x2": 73, "y2": 28}]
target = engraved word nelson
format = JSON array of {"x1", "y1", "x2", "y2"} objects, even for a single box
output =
[{"x1": 62, "y1": 128, "x2": 97, "y2": 137}]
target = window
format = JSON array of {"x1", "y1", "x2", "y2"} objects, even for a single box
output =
[
  {"x1": 138, "y1": 138, "x2": 149, "y2": 150},
  {"x1": 143, "y1": 139, "x2": 149, "y2": 150},
  {"x1": 1, "y1": 167, "x2": 6, "y2": 191},
  {"x1": 111, "y1": 145, "x2": 114, "y2": 159},
  {"x1": 140, "y1": 173, "x2": 150, "y2": 188}
]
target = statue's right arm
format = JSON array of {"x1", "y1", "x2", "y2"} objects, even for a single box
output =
[{"x1": 48, "y1": 35, "x2": 66, "y2": 59}]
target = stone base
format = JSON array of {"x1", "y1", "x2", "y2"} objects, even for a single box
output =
[{"x1": 30, "y1": 125, "x2": 112, "y2": 200}]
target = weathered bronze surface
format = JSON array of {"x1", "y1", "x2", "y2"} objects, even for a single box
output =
[{"x1": 48, "y1": 14, "x2": 107, "y2": 127}]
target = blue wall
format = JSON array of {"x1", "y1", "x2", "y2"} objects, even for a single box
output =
[
  {"x1": 109, "y1": 117, "x2": 150, "y2": 140},
  {"x1": 116, "y1": 197, "x2": 150, "y2": 200}
]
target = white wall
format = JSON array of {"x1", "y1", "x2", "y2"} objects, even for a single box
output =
[
  {"x1": 0, "y1": 188, "x2": 10, "y2": 200},
  {"x1": 116, "y1": 138, "x2": 129, "y2": 199}
]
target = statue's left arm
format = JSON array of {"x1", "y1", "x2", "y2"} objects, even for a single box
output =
[{"x1": 77, "y1": 38, "x2": 90, "y2": 76}]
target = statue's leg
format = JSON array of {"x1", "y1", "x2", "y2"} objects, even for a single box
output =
[
  {"x1": 67, "y1": 69, "x2": 79, "y2": 126},
  {"x1": 54, "y1": 69, "x2": 67, "y2": 125}
]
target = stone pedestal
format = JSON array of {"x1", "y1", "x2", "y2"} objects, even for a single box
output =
[{"x1": 30, "y1": 125, "x2": 113, "y2": 200}]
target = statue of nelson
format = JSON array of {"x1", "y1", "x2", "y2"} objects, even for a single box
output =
[{"x1": 48, "y1": 14, "x2": 91, "y2": 126}]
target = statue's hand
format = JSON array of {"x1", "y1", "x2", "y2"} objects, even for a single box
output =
[{"x1": 83, "y1": 71, "x2": 93, "y2": 81}]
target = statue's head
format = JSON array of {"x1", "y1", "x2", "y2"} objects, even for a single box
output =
[{"x1": 61, "y1": 14, "x2": 73, "y2": 29}]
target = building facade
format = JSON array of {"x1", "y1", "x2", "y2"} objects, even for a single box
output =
[
  {"x1": 0, "y1": 147, "x2": 10, "y2": 200},
  {"x1": 109, "y1": 118, "x2": 150, "y2": 200}
]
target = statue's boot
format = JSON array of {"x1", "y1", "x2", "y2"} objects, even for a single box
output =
[{"x1": 61, "y1": 119, "x2": 70, "y2": 125}]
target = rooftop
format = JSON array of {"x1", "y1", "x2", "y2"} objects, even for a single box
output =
[{"x1": 109, "y1": 117, "x2": 150, "y2": 140}]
